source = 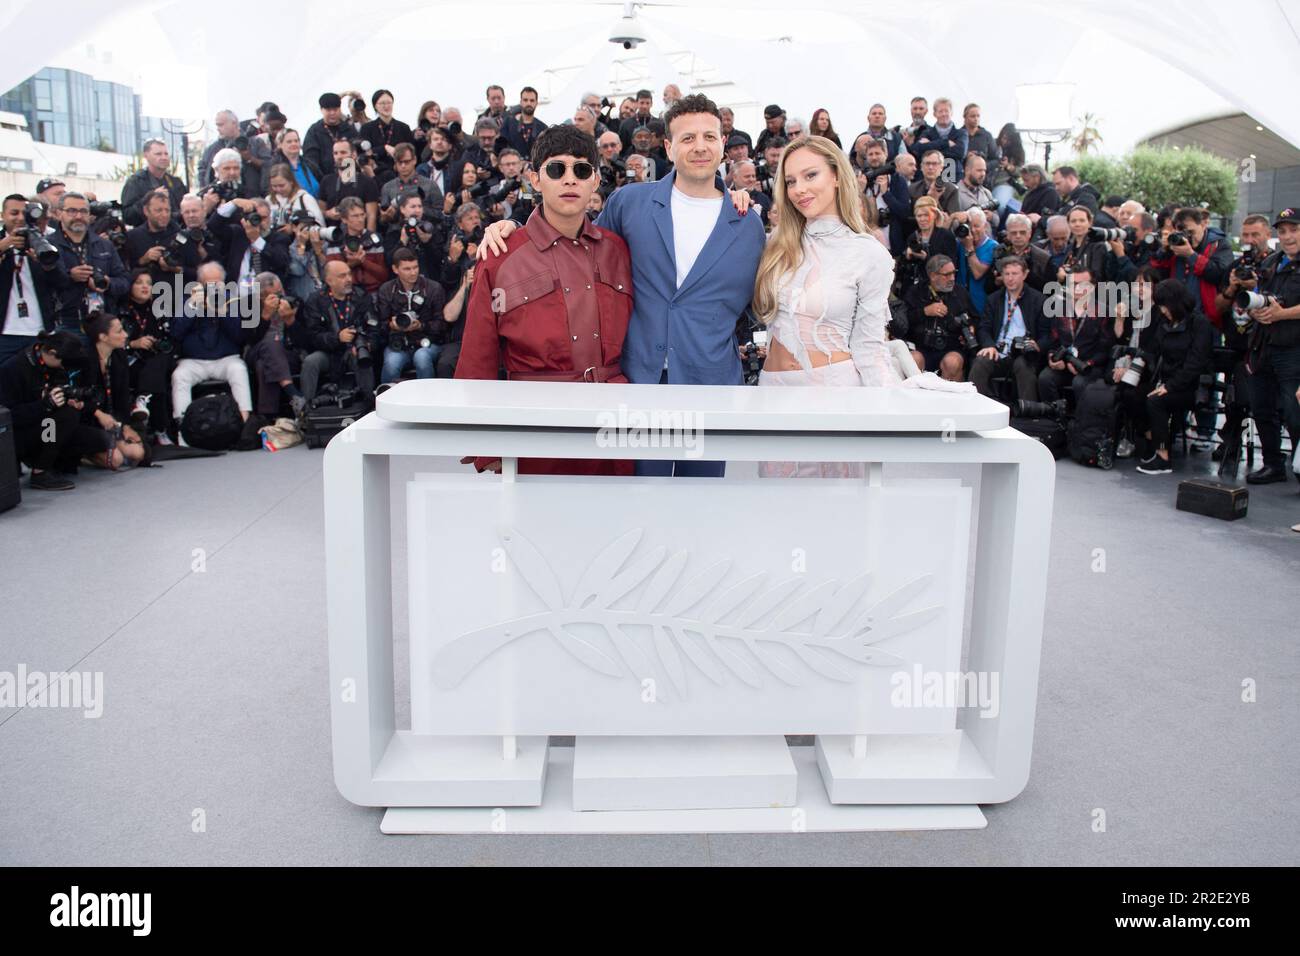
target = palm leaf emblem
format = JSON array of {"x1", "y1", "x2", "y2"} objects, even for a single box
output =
[{"x1": 431, "y1": 528, "x2": 942, "y2": 697}]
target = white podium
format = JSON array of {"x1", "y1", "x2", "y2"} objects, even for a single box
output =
[{"x1": 324, "y1": 380, "x2": 1054, "y2": 833}]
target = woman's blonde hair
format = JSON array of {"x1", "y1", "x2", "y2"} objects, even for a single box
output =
[
  {"x1": 753, "y1": 135, "x2": 866, "y2": 323},
  {"x1": 912, "y1": 195, "x2": 939, "y2": 218}
]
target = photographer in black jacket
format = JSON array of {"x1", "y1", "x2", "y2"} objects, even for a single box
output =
[
  {"x1": 1038, "y1": 266, "x2": 1116, "y2": 405},
  {"x1": 0, "y1": 331, "x2": 110, "y2": 490},
  {"x1": 299, "y1": 259, "x2": 379, "y2": 402},
  {"x1": 1239, "y1": 208, "x2": 1300, "y2": 484},
  {"x1": 50, "y1": 192, "x2": 129, "y2": 335},
  {"x1": 376, "y1": 248, "x2": 447, "y2": 384},
  {"x1": 902, "y1": 254, "x2": 977, "y2": 380},
  {"x1": 970, "y1": 256, "x2": 1048, "y2": 400},
  {"x1": 119, "y1": 268, "x2": 176, "y2": 440},
  {"x1": 383, "y1": 191, "x2": 444, "y2": 277},
  {"x1": 120, "y1": 138, "x2": 189, "y2": 227},
  {"x1": 123, "y1": 191, "x2": 183, "y2": 284},
  {"x1": 1117, "y1": 279, "x2": 1214, "y2": 474},
  {"x1": 304, "y1": 93, "x2": 352, "y2": 178}
]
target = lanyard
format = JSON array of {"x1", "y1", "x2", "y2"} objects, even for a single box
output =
[
  {"x1": 329, "y1": 295, "x2": 352, "y2": 330},
  {"x1": 997, "y1": 291, "x2": 1020, "y2": 345}
]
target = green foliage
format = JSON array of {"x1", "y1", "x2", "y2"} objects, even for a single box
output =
[{"x1": 1067, "y1": 147, "x2": 1237, "y2": 216}]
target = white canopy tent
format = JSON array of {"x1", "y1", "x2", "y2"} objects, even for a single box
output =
[{"x1": 2, "y1": 0, "x2": 1297, "y2": 159}]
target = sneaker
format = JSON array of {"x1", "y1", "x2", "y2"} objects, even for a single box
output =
[
  {"x1": 1190, "y1": 436, "x2": 1213, "y2": 452},
  {"x1": 290, "y1": 394, "x2": 307, "y2": 418},
  {"x1": 1137, "y1": 455, "x2": 1173, "y2": 475},
  {"x1": 1246, "y1": 464, "x2": 1287, "y2": 485},
  {"x1": 131, "y1": 393, "x2": 151, "y2": 428},
  {"x1": 155, "y1": 433, "x2": 173, "y2": 446},
  {"x1": 1116, "y1": 437, "x2": 1135, "y2": 459},
  {"x1": 30, "y1": 470, "x2": 75, "y2": 491}
]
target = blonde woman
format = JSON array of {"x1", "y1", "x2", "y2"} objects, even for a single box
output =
[
  {"x1": 754, "y1": 134, "x2": 900, "y2": 393},
  {"x1": 752, "y1": 135, "x2": 897, "y2": 477}
]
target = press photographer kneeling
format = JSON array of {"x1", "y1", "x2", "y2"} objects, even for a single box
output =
[
  {"x1": 300, "y1": 259, "x2": 380, "y2": 403},
  {"x1": 1038, "y1": 267, "x2": 1114, "y2": 406},
  {"x1": 1115, "y1": 279, "x2": 1213, "y2": 475}
]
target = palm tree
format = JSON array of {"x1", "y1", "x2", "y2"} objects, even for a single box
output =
[{"x1": 1072, "y1": 113, "x2": 1103, "y2": 155}]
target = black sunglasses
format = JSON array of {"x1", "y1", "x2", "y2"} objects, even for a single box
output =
[{"x1": 542, "y1": 160, "x2": 594, "y2": 181}]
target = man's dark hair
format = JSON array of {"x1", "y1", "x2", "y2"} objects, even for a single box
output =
[
  {"x1": 36, "y1": 330, "x2": 86, "y2": 365},
  {"x1": 997, "y1": 254, "x2": 1028, "y2": 273},
  {"x1": 520, "y1": 86, "x2": 538, "y2": 98},
  {"x1": 1241, "y1": 213, "x2": 1271, "y2": 229},
  {"x1": 486, "y1": 84, "x2": 505, "y2": 97},
  {"x1": 530, "y1": 124, "x2": 598, "y2": 169},
  {"x1": 1137, "y1": 212, "x2": 1156, "y2": 231},
  {"x1": 1173, "y1": 206, "x2": 1208, "y2": 226},
  {"x1": 1055, "y1": 165, "x2": 1078, "y2": 179},
  {"x1": 911, "y1": 96, "x2": 928, "y2": 105},
  {"x1": 3, "y1": 193, "x2": 27, "y2": 206},
  {"x1": 765, "y1": 136, "x2": 788, "y2": 152},
  {"x1": 391, "y1": 247, "x2": 419, "y2": 266},
  {"x1": 142, "y1": 191, "x2": 170, "y2": 210},
  {"x1": 662, "y1": 93, "x2": 721, "y2": 139},
  {"x1": 636, "y1": 89, "x2": 653, "y2": 101}
]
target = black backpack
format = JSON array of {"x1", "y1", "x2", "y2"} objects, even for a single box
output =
[
  {"x1": 1011, "y1": 415, "x2": 1068, "y2": 459},
  {"x1": 181, "y1": 393, "x2": 243, "y2": 450},
  {"x1": 1068, "y1": 380, "x2": 1117, "y2": 468}
]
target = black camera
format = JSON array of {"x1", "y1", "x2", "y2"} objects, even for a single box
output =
[
  {"x1": 864, "y1": 162, "x2": 896, "y2": 184},
  {"x1": 289, "y1": 209, "x2": 317, "y2": 227},
  {"x1": 233, "y1": 136, "x2": 250, "y2": 152},
  {"x1": 209, "y1": 180, "x2": 238, "y2": 202},
  {"x1": 88, "y1": 200, "x2": 122, "y2": 220},
  {"x1": 1049, "y1": 345, "x2": 1081, "y2": 366},
  {"x1": 907, "y1": 233, "x2": 928, "y2": 255},
  {"x1": 90, "y1": 267, "x2": 107, "y2": 290},
  {"x1": 487, "y1": 177, "x2": 518, "y2": 205},
  {"x1": 948, "y1": 312, "x2": 979, "y2": 351},
  {"x1": 1168, "y1": 230, "x2": 1190, "y2": 249},
  {"x1": 389, "y1": 310, "x2": 429, "y2": 352},
  {"x1": 342, "y1": 231, "x2": 382, "y2": 254},
  {"x1": 50, "y1": 381, "x2": 101, "y2": 405},
  {"x1": 1016, "y1": 398, "x2": 1068, "y2": 420},
  {"x1": 402, "y1": 216, "x2": 434, "y2": 242},
  {"x1": 15, "y1": 202, "x2": 60, "y2": 266},
  {"x1": 953, "y1": 222, "x2": 971, "y2": 240},
  {"x1": 243, "y1": 210, "x2": 263, "y2": 228},
  {"x1": 1232, "y1": 249, "x2": 1258, "y2": 283}
]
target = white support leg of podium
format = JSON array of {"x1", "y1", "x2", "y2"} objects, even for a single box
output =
[{"x1": 324, "y1": 380, "x2": 1053, "y2": 832}]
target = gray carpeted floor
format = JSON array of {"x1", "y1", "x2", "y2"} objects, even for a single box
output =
[{"x1": 1, "y1": 436, "x2": 1297, "y2": 866}]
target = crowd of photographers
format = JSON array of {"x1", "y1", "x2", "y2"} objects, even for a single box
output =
[{"x1": 1, "y1": 84, "x2": 1297, "y2": 491}]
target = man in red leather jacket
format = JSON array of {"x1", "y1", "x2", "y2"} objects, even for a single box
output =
[{"x1": 456, "y1": 125, "x2": 634, "y2": 475}]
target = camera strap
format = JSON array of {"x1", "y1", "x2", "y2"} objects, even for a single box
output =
[{"x1": 329, "y1": 295, "x2": 353, "y2": 333}]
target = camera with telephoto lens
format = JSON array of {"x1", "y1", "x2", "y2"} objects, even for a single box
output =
[
  {"x1": 864, "y1": 162, "x2": 895, "y2": 185},
  {"x1": 1090, "y1": 226, "x2": 1125, "y2": 243},
  {"x1": 48, "y1": 376, "x2": 101, "y2": 406},
  {"x1": 952, "y1": 221, "x2": 971, "y2": 240},
  {"x1": 1124, "y1": 226, "x2": 1157, "y2": 251},
  {"x1": 16, "y1": 202, "x2": 60, "y2": 266},
  {"x1": 1016, "y1": 398, "x2": 1068, "y2": 420},
  {"x1": 1110, "y1": 345, "x2": 1147, "y2": 388},
  {"x1": 351, "y1": 312, "x2": 382, "y2": 367},
  {"x1": 1235, "y1": 290, "x2": 1275, "y2": 312},
  {"x1": 353, "y1": 139, "x2": 373, "y2": 163},
  {"x1": 948, "y1": 312, "x2": 979, "y2": 351},
  {"x1": 88, "y1": 200, "x2": 122, "y2": 221},
  {"x1": 153, "y1": 316, "x2": 174, "y2": 354},
  {"x1": 388, "y1": 310, "x2": 429, "y2": 352},
  {"x1": 486, "y1": 177, "x2": 518, "y2": 206},
  {"x1": 161, "y1": 228, "x2": 201, "y2": 270},
  {"x1": 342, "y1": 231, "x2": 382, "y2": 254},
  {"x1": 89, "y1": 266, "x2": 107, "y2": 290},
  {"x1": 243, "y1": 210, "x2": 263, "y2": 228}
]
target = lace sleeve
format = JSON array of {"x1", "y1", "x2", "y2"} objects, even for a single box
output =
[{"x1": 849, "y1": 238, "x2": 902, "y2": 387}]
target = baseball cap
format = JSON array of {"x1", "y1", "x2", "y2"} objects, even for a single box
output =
[
  {"x1": 725, "y1": 133, "x2": 749, "y2": 150},
  {"x1": 1273, "y1": 207, "x2": 1299, "y2": 228},
  {"x1": 35, "y1": 178, "x2": 64, "y2": 193},
  {"x1": 764, "y1": 104, "x2": 784, "y2": 120},
  {"x1": 319, "y1": 92, "x2": 342, "y2": 109}
]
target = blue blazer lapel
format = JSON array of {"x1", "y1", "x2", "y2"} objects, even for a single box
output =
[
  {"x1": 651, "y1": 173, "x2": 677, "y2": 277},
  {"x1": 674, "y1": 195, "x2": 740, "y2": 300}
]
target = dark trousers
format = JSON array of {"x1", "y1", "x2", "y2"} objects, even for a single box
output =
[
  {"x1": 1120, "y1": 385, "x2": 1197, "y2": 451},
  {"x1": 970, "y1": 353, "x2": 1039, "y2": 401},
  {"x1": 302, "y1": 348, "x2": 373, "y2": 401},
  {"x1": 1248, "y1": 342, "x2": 1300, "y2": 469},
  {"x1": 16, "y1": 405, "x2": 112, "y2": 471},
  {"x1": 128, "y1": 351, "x2": 174, "y2": 432},
  {"x1": 436, "y1": 342, "x2": 460, "y2": 378},
  {"x1": 1038, "y1": 366, "x2": 1097, "y2": 406},
  {"x1": 248, "y1": 336, "x2": 301, "y2": 415},
  {"x1": 635, "y1": 368, "x2": 725, "y2": 478}
]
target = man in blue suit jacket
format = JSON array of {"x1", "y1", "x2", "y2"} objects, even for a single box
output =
[
  {"x1": 596, "y1": 94, "x2": 766, "y2": 476},
  {"x1": 480, "y1": 94, "x2": 766, "y2": 477}
]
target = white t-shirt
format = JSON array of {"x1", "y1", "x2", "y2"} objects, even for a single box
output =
[
  {"x1": 670, "y1": 187, "x2": 722, "y2": 289},
  {"x1": 3, "y1": 253, "x2": 45, "y2": 336}
]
